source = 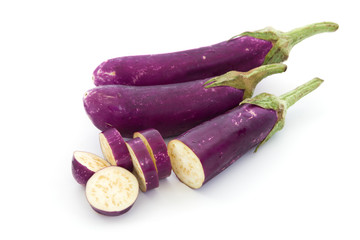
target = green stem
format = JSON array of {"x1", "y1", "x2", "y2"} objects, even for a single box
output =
[
  {"x1": 286, "y1": 22, "x2": 339, "y2": 48},
  {"x1": 204, "y1": 63, "x2": 287, "y2": 99},
  {"x1": 247, "y1": 63, "x2": 287, "y2": 85},
  {"x1": 280, "y1": 77, "x2": 324, "y2": 108}
]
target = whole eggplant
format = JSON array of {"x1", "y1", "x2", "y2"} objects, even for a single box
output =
[
  {"x1": 168, "y1": 78, "x2": 323, "y2": 189},
  {"x1": 93, "y1": 22, "x2": 338, "y2": 86},
  {"x1": 84, "y1": 64, "x2": 286, "y2": 137}
]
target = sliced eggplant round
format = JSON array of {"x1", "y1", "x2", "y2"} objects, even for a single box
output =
[
  {"x1": 85, "y1": 166, "x2": 139, "y2": 216},
  {"x1": 99, "y1": 128, "x2": 133, "y2": 171},
  {"x1": 126, "y1": 138, "x2": 159, "y2": 192},
  {"x1": 133, "y1": 129, "x2": 171, "y2": 179}
]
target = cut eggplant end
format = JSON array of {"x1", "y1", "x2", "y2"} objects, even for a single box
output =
[
  {"x1": 73, "y1": 151, "x2": 110, "y2": 172},
  {"x1": 99, "y1": 133, "x2": 116, "y2": 166},
  {"x1": 167, "y1": 140, "x2": 205, "y2": 189},
  {"x1": 133, "y1": 132, "x2": 158, "y2": 172},
  {"x1": 126, "y1": 143, "x2": 147, "y2": 192},
  {"x1": 86, "y1": 166, "x2": 139, "y2": 216}
]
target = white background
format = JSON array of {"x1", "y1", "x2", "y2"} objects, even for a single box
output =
[{"x1": 1, "y1": 0, "x2": 359, "y2": 239}]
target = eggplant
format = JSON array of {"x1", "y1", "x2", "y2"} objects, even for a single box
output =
[
  {"x1": 126, "y1": 138, "x2": 159, "y2": 192},
  {"x1": 84, "y1": 64, "x2": 286, "y2": 137},
  {"x1": 93, "y1": 22, "x2": 338, "y2": 86},
  {"x1": 72, "y1": 151, "x2": 110, "y2": 185},
  {"x1": 167, "y1": 78, "x2": 324, "y2": 189},
  {"x1": 85, "y1": 166, "x2": 139, "y2": 216},
  {"x1": 133, "y1": 129, "x2": 171, "y2": 179},
  {"x1": 99, "y1": 128, "x2": 133, "y2": 171}
]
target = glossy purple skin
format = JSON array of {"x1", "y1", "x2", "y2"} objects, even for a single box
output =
[
  {"x1": 90, "y1": 204, "x2": 134, "y2": 216},
  {"x1": 177, "y1": 104, "x2": 278, "y2": 186},
  {"x1": 134, "y1": 129, "x2": 171, "y2": 179},
  {"x1": 127, "y1": 138, "x2": 159, "y2": 191},
  {"x1": 84, "y1": 79, "x2": 244, "y2": 138},
  {"x1": 93, "y1": 36, "x2": 272, "y2": 86},
  {"x1": 101, "y1": 128, "x2": 133, "y2": 171},
  {"x1": 71, "y1": 156, "x2": 95, "y2": 185}
]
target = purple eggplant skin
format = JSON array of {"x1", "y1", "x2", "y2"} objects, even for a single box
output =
[
  {"x1": 133, "y1": 129, "x2": 172, "y2": 179},
  {"x1": 172, "y1": 104, "x2": 278, "y2": 188},
  {"x1": 72, "y1": 157, "x2": 94, "y2": 185},
  {"x1": 84, "y1": 79, "x2": 244, "y2": 138},
  {"x1": 93, "y1": 36, "x2": 272, "y2": 86},
  {"x1": 90, "y1": 205, "x2": 133, "y2": 217},
  {"x1": 126, "y1": 138, "x2": 159, "y2": 192}
]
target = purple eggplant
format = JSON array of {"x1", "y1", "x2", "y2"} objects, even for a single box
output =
[
  {"x1": 84, "y1": 64, "x2": 286, "y2": 138},
  {"x1": 133, "y1": 129, "x2": 172, "y2": 179},
  {"x1": 126, "y1": 138, "x2": 159, "y2": 192},
  {"x1": 85, "y1": 166, "x2": 139, "y2": 216},
  {"x1": 93, "y1": 22, "x2": 338, "y2": 86},
  {"x1": 99, "y1": 128, "x2": 133, "y2": 171},
  {"x1": 168, "y1": 78, "x2": 323, "y2": 189}
]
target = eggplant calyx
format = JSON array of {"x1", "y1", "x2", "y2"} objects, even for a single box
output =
[
  {"x1": 241, "y1": 93, "x2": 286, "y2": 152},
  {"x1": 241, "y1": 77, "x2": 324, "y2": 152},
  {"x1": 233, "y1": 22, "x2": 339, "y2": 65},
  {"x1": 203, "y1": 63, "x2": 287, "y2": 99}
]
